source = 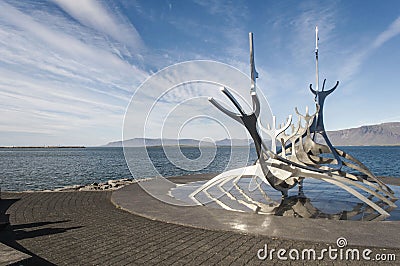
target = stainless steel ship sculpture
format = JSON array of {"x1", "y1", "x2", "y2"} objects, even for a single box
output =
[{"x1": 187, "y1": 27, "x2": 398, "y2": 219}]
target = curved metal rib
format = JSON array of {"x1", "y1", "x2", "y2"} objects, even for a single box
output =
[
  {"x1": 220, "y1": 87, "x2": 246, "y2": 115},
  {"x1": 208, "y1": 97, "x2": 243, "y2": 124},
  {"x1": 251, "y1": 92, "x2": 260, "y2": 117},
  {"x1": 309, "y1": 79, "x2": 339, "y2": 96},
  {"x1": 300, "y1": 170, "x2": 391, "y2": 217},
  {"x1": 258, "y1": 115, "x2": 292, "y2": 153}
]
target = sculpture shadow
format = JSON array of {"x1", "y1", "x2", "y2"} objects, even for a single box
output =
[
  {"x1": 13, "y1": 222, "x2": 82, "y2": 241},
  {"x1": 1, "y1": 220, "x2": 82, "y2": 265},
  {"x1": 0, "y1": 198, "x2": 18, "y2": 229},
  {"x1": 1, "y1": 197, "x2": 81, "y2": 265}
]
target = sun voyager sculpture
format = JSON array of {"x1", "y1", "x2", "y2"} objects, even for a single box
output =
[{"x1": 176, "y1": 27, "x2": 398, "y2": 220}]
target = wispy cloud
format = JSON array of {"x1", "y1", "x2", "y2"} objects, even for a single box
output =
[
  {"x1": 373, "y1": 16, "x2": 400, "y2": 48},
  {"x1": 193, "y1": 0, "x2": 249, "y2": 22},
  {"x1": 339, "y1": 16, "x2": 400, "y2": 83},
  {"x1": 52, "y1": 0, "x2": 144, "y2": 52},
  {"x1": 0, "y1": 1, "x2": 148, "y2": 145},
  {"x1": 1, "y1": 1, "x2": 398, "y2": 145},
  {"x1": 288, "y1": 1, "x2": 338, "y2": 65},
  {"x1": 0, "y1": 2, "x2": 146, "y2": 79},
  {"x1": 168, "y1": 0, "x2": 250, "y2": 62}
]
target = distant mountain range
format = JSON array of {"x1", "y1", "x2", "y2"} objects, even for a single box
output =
[
  {"x1": 103, "y1": 138, "x2": 252, "y2": 147},
  {"x1": 322, "y1": 122, "x2": 400, "y2": 146},
  {"x1": 103, "y1": 122, "x2": 400, "y2": 147}
]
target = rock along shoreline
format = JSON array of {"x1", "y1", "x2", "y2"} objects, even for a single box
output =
[{"x1": 37, "y1": 178, "x2": 153, "y2": 192}]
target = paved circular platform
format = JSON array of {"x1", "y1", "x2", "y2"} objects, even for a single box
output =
[{"x1": 112, "y1": 174, "x2": 400, "y2": 249}]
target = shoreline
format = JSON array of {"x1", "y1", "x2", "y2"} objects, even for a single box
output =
[
  {"x1": 1, "y1": 145, "x2": 400, "y2": 149},
  {"x1": 20, "y1": 178, "x2": 153, "y2": 193},
  {"x1": 3, "y1": 174, "x2": 400, "y2": 193},
  {"x1": 0, "y1": 146, "x2": 86, "y2": 149}
]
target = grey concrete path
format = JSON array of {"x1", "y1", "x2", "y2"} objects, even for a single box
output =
[{"x1": 0, "y1": 175, "x2": 398, "y2": 265}]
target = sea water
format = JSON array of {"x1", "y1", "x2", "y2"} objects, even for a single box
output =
[{"x1": 0, "y1": 146, "x2": 399, "y2": 192}]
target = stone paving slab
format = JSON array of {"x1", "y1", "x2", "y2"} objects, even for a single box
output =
[
  {"x1": 0, "y1": 183, "x2": 398, "y2": 265},
  {"x1": 0, "y1": 242, "x2": 31, "y2": 265}
]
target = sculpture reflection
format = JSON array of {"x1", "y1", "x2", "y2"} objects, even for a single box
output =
[{"x1": 171, "y1": 177, "x2": 398, "y2": 221}]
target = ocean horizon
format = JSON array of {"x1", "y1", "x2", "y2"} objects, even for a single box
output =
[{"x1": 1, "y1": 146, "x2": 399, "y2": 192}]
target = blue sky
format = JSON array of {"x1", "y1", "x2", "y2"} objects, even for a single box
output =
[{"x1": 0, "y1": 0, "x2": 399, "y2": 146}]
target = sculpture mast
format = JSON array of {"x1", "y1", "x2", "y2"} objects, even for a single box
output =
[
  {"x1": 249, "y1": 32, "x2": 258, "y2": 93},
  {"x1": 315, "y1": 26, "x2": 319, "y2": 92}
]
